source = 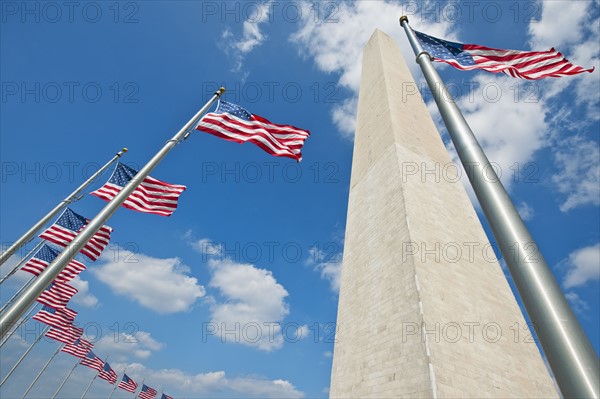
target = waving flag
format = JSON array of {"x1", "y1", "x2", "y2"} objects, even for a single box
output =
[
  {"x1": 21, "y1": 244, "x2": 86, "y2": 282},
  {"x1": 161, "y1": 394, "x2": 174, "y2": 399},
  {"x1": 139, "y1": 384, "x2": 158, "y2": 399},
  {"x1": 39, "y1": 208, "x2": 112, "y2": 261},
  {"x1": 414, "y1": 30, "x2": 594, "y2": 80},
  {"x1": 91, "y1": 163, "x2": 186, "y2": 217},
  {"x1": 196, "y1": 100, "x2": 310, "y2": 161},
  {"x1": 36, "y1": 281, "x2": 78, "y2": 309},
  {"x1": 62, "y1": 337, "x2": 94, "y2": 358},
  {"x1": 80, "y1": 351, "x2": 104, "y2": 371},
  {"x1": 32, "y1": 305, "x2": 74, "y2": 329},
  {"x1": 46, "y1": 325, "x2": 83, "y2": 344},
  {"x1": 118, "y1": 373, "x2": 138, "y2": 393},
  {"x1": 98, "y1": 361, "x2": 118, "y2": 384}
]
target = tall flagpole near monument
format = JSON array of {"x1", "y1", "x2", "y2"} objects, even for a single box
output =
[
  {"x1": 399, "y1": 16, "x2": 599, "y2": 398},
  {"x1": 0, "y1": 148, "x2": 128, "y2": 267},
  {"x1": 0, "y1": 88, "x2": 225, "y2": 339}
]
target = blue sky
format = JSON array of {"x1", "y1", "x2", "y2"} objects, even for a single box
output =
[{"x1": 1, "y1": 1, "x2": 598, "y2": 398}]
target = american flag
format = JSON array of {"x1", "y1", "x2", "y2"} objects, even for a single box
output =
[
  {"x1": 39, "y1": 208, "x2": 112, "y2": 261},
  {"x1": 196, "y1": 101, "x2": 310, "y2": 161},
  {"x1": 46, "y1": 325, "x2": 83, "y2": 344},
  {"x1": 161, "y1": 394, "x2": 174, "y2": 399},
  {"x1": 414, "y1": 30, "x2": 595, "y2": 80},
  {"x1": 21, "y1": 244, "x2": 86, "y2": 283},
  {"x1": 138, "y1": 384, "x2": 158, "y2": 399},
  {"x1": 90, "y1": 163, "x2": 186, "y2": 217},
  {"x1": 61, "y1": 337, "x2": 94, "y2": 358},
  {"x1": 32, "y1": 305, "x2": 74, "y2": 329},
  {"x1": 98, "y1": 361, "x2": 118, "y2": 384},
  {"x1": 36, "y1": 281, "x2": 78, "y2": 309},
  {"x1": 118, "y1": 373, "x2": 138, "y2": 393},
  {"x1": 80, "y1": 350, "x2": 104, "y2": 371}
]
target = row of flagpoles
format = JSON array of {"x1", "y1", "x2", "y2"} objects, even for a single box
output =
[{"x1": 0, "y1": 87, "x2": 311, "y2": 398}]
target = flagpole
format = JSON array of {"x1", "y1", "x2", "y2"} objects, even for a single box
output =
[
  {"x1": 107, "y1": 368, "x2": 126, "y2": 399},
  {"x1": 1, "y1": 275, "x2": 35, "y2": 313},
  {"x1": 0, "y1": 303, "x2": 40, "y2": 348},
  {"x1": 0, "y1": 324, "x2": 50, "y2": 387},
  {"x1": 0, "y1": 240, "x2": 45, "y2": 285},
  {"x1": 20, "y1": 343, "x2": 64, "y2": 399},
  {"x1": 399, "y1": 16, "x2": 599, "y2": 399},
  {"x1": 0, "y1": 149, "x2": 127, "y2": 267},
  {"x1": 135, "y1": 378, "x2": 145, "y2": 399},
  {"x1": 0, "y1": 88, "x2": 225, "y2": 339},
  {"x1": 51, "y1": 358, "x2": 79, "y2": 399},
  {"x1": 81, "y1": 355, "x2": 108, "y2": 399}
]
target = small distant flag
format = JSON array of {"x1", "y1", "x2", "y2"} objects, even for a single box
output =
[
  {"x1": 62, "y1": 337, "x2": 94, "y2": 358},
  {"x1": 36, "y1": 281, "x2": 78, "y2": 309},
  {"x1": 138, "y1": 384, "x2": 158, "y2": 399},
  {"x1": 196, "y1": 100, "x2": 310, "y2": 161},
  {"x1": 413, "y1": 30, "x2": 595, "y2": 80},
  {"x1": 21, "y1": 244, "x2": 86, "y2": 282},
  {"x1": 39, "y1": 208, "x2": 112, "y2": 261},
  {"x1": 98, "y1": 361, "x2": 118, "y2": 384},
  {"x1": 80, "y1": 350, "x2": 104, "y2": 371},
  {"x1": 32, "y1": 305, "x2": 74, "y2": 329},
  {"x1": 45, "y1": 325, "x2": 83, "y2": 344},
  {"x1": 161, "y1": 394, "x2": 174, "y2": 399},
  {"x1": 91, "y1": 163, "x2": 186, "y2": 217},
  {"x1": 118, "y1": 373, "x2": 138, "y2": 393}
]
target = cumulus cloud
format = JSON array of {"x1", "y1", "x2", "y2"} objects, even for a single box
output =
[
  {"x1": 562, "y1": 243, "x2": 600, "y2": 289},
  {"x1": 517, "y1": 202, "x2": 535, "y2": 221},
  {"x1": 207, "y1": 258, "x2": 290, "y2": 351},
  {"x1": 118, "y1": 362, "x2": 304, "y2": 398},
  {"x1": 95, "y1": 331, "x2": 163, "y2": 362},
  {"x1": 305, "y1": 245, "x2": 342, "y2": 294},
  {"x1": 93, "y1": 249, "x2": 205, "y2": 313},
  {"x1": 565, "y1": 291, "x2": 590, "y2": 314},
  {"x1": 69, "y1": 276, "x2": 99, "y2": 307}
]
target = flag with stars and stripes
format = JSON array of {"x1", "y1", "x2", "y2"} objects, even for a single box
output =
[
  {"x1": 161, "y1": 394, "x2": 174, "y2": 399},
  {"x1": 98, "y1": 361, "x2": 118, "y2": 384},
  {"x1": 414, "y1": 30, "x2": 594, "y2": 80},
  {"x1": 90, "y1": 163, "x2": 186, "y2": 217},
  {"x1": 61, "y1": 337, "x2": 94, "y2": 358},
  {"x1": 38, "y1": 208, "x2": 112, "y2": 261},
  {"x1": 138, "y1": 384, "x2": 158, "y2": 399},
  {"x1": 80, "y1": 350, "x2": 104, "y2": 371},
  {"x1": 118, "y1": 373, "x2": 138, "y2": 393},
  {"x1": 196, "y1": 101, "x2": 310, "y2": 162},
  {"x1": 21, "y1": 244, "x2": 86, "y2": 282},
  {"x1": 32, "y1": 305, "x2": 75, "y2": 329},
  {"x1": 45, "y1": 325, "x2": 83, "y2": 344},
  {"x1": 36, "y1": 281, "x2": 78, "y2": 309}
]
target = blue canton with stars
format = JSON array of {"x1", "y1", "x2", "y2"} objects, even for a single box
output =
[
  {"x1": 56, "y1": 208, "x2": 87, "y2": 232},
  {"x1": 215, "y1": 100, "x2": 253, "y2": 121},
  {"x1": 34, "y1": 244, "x2": 60, "y2": 263},
  {"x1": 415, "y1": 30, "x2": 476, "y2": 66},
  {"x1": 108, "y1": 163, "x2": 138, "y2": 187}
]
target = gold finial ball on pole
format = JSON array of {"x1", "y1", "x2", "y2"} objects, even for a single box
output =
[{"x1": 399, "y1": 15, "x2": 409, "y2": 25}]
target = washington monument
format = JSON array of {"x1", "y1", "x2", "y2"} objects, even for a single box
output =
[{"x1": 329, "y1": 30, "x2": 558, "y2": 398}]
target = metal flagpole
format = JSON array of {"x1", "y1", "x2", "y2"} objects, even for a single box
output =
[
  {"x1": 0, "y1": 325, "x2": 50, "y2": 387},
  {"x1": 0, "y1": 148, "x2": 128, "y2": 267},
  {"x1": 135, "y1": 378, "x2": 145, "y2": 399},
  {"x1": 81, "y1": 356, "x2": 108, "y2": 399},
  {"x1": 51, "y1": 358, "x2": 79, "y2": 399},
  {"x1": 0, "y1": 303, "x2": 40, "y2": 348},
  {"x1": 107, "y1": 368, "x2": 126, "y2": 399},
  {"x1": 1, "y1": 275, "x2": 35, "y2": 313},
  {"x1": 399, "y1": 16, "x2": 600, "y2": 399},
  {"x1": 0, "y1": 89, "x2": 224, "y2": 339},
  {"x1": 20, "y1": 343, "x2": 64, "y2": 398},
  {"x1": 0, "y1": 240, "x2": 45, "y2": 285}
]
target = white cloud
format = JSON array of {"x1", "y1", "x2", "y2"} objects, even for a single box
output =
[
  {"x1": 563, "y1": 243, "x2": 600, "y2": 288},
  {"x1": 69, "y1": 276, "x2": 99, "y2": 307},
  {"x1": 119, "y1": 362, "x2": 304, "y2": 398},
  {"x1": 565, "y1": 291, "x2": 590, "y2": 314},
  {"x1": 517, "y1": 201, "x2": 535, "y2": 221},
  {"x1": 306, "y1": 246, "x2": 342, "y2": 293},
  {"x1": 290, "y1": 1, "x2": 455, "y2": 138},
  {"x1": 207, "y1": 258, "x2": 290, "y2": 351},
  {"x1": 189, "y1": 237, "x2": 223, "y2": 257},
  {"x1": 552, "y1": 135, "x2": 600, "y2": 212},
  {"x1": 95, "y1": 331, "x2": 163, "y2": 362},
  {"x1": 528, "y1": 1, "x2": 589, "y2": 50},
  {"x1": 93, "y1": 249, "x2": 205, "y2": 313}
]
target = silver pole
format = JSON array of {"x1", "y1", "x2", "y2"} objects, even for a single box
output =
[
  {"x1": 0, "y1": 304, "x2": 40, "y2": 348},
  {"x1": 107, "y1": 368, "x2": 126, "y2": 399},
  {"x1": 1, "y1": 275, "x2": 35, "y2": 314},
  {"x1": 135, "y1": 378, "x2": 145, "y2": 399},
  {"x1": 0, "y1": 240, "x2": 45, "y2": 285},
  {"x1": 51, "y1": 358, "x2": 79, "y2": 399},
  {"x1": 80, "y1": 368, "x2": 100, "y2": 399},
  {"x1": 0, "y1": 148, "x2": 127, "y2": 267},
  {"x1": 20, "y1": 343, "x2": 64, "y2": 399},
  {"x1": 399, "y1": 16, "x2": 600, "y2": 399},
  {"x1": 0, "y1": 88, "x2": 224, "y2": 339},
  {"x1": 0, "y1": 325, "x2": 50, "y2": 387}
]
